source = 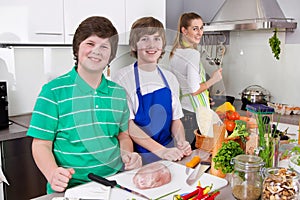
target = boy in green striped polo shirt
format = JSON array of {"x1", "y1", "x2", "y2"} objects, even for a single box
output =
[{"x1": 27, "y1": 16, "x2": 142, "y2": 194}]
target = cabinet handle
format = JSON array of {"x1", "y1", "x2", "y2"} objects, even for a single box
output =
[
  {"x1": 35, "y1": 32, "x2": 63, "y2": 35},
  {"x1": 68, "y1": 33, "x2": 74, "y2": 36}
]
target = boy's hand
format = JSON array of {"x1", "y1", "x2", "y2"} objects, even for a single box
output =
[
  {"x1": 122, "y1": 152, "x2": 142, "y2": 170},
  {"x1": 49, "y1": 167, "x2": 75, "y2": 192},
  {"x1": 177, "y1": 140, "x2": 192, "y2": 156}
]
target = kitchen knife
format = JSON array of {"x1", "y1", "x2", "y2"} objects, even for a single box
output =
[
  {"x1": 88, "y1": 173, "x2": 151, "y2": 200},
  {"x1": 186, "y1": 164, "x2": 210, "y2": 186}
]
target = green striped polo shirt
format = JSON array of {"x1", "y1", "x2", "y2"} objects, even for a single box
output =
[{"x1": 27, "y1": 67, "x2": 129, "y2": 193}]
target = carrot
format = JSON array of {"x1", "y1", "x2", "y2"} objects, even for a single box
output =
[
  {"x1": 186, "y1": 156, "x2": 201, "y2": 168},
  {"x1": 239, "y1": 116, "x2": 249, "y2": 122}
]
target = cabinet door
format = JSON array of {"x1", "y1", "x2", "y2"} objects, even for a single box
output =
[
  {"x1": 125, "y1": 0, "x2": 166, "y2": 41},
  {"x1": 28, "y1": 0, "x2": 64, "y2": 44},
  {"x1": 64, "y1": 0, "x2": 126, "y2": 44},
  {"x1": 0, "y1": 0, "x2": 64, "y2": 44}
]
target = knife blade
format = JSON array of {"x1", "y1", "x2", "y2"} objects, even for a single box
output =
[
  {"x1": 88, "y1": 173, "x2": 151, "y2": 200},
  {"x1": 186, "y1": 164, "x2": 210, "y2": 186}
]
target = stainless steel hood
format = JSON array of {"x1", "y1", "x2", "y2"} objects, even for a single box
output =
[{"x1": 204, "y1": 0, "x2": 297, "y2": 32}]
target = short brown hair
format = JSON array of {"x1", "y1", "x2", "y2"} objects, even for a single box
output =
[
  {"x1": 72, "y1": 16, "x2": 119, "y2": 65},
  {"x1": 129, "y1": 17, "x2": 166, "y2": 59}
]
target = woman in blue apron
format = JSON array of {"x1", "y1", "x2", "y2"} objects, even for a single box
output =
[{"x1": 112, "y1": 17, "x2": 192, "y2": 165}]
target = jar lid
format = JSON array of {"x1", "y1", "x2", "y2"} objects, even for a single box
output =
[{"x1": 232, "y1": 155, "x2": 265, "y2": 172}]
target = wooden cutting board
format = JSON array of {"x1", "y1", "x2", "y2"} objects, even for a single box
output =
[{"x1": 108, "y1": 160, "x2": 228, "y2": 199}]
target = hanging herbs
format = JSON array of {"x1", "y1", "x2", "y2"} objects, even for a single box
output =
[{"x1": 269, "y1": 28, "x2": 281, "y2": 60}]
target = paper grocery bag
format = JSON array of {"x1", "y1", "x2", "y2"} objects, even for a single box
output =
[
  {"x1": 194, "y1": 123, "x2": 226, "y2": 153},
  {"x1": 210, "y1": 124, "x2": 227, "y2": 178},
  {"x1": 195, "y1": 106, "x2": 222, "y2": 137}
]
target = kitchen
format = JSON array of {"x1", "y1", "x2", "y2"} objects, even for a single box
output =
[{"x1": 0, "y1": 0, "x2": 300, "y2": 199}]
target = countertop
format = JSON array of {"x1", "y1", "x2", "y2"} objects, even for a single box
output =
[
  {"x1": 0, "y1": 122, "x2": 27, "y2": 141},
  {"x1": 5, "y1": 101, "x2": 295, "y2": 199},
  {"x1": 32, "y1": 150, "x2": 235, "y2": 200},
  {"x1": 0, "y1": 113, "x2": 31, "y2": 142},
  {"x1": 231, "y1": 100, "x2": 300, "y2": 125}
]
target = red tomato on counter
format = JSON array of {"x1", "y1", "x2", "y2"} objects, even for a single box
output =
[
  {"x1": 226, "y1": 111, "x2": 240, "y2": 121},
  {"x1": 224, "y1": 119, "x2": 236, "y2": 132}
]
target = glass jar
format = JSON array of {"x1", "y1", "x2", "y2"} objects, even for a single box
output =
[
  {"x1": 231, "y1": 154, "x2": 265, "y2": 200},
  {"x1": 262, "y1": 168, "x2": 299, "y2": 200}
]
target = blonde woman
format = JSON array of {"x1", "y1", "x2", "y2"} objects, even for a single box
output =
[{"x1": 169, "y1": 12, "x2": 223, "y2": 148}]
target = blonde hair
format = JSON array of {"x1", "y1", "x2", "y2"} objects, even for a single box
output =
[
  {"x1": 129, "y1": 17, "x2": 166, "y2": 59},
  {"x1": 169, "y1": 12, "x2": 203, "y2": 58}
]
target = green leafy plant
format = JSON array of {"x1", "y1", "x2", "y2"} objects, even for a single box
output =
[
  {"x1": 213, "y1": 140, "x2": 244, "y2": 174},
  {"x1": 256, "y1": 113, "x2": 281, "y2": 168},
  {"x1": 269, "y1": 28, "x2": 281, "y2": 60}
]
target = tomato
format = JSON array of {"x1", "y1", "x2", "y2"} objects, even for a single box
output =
[
  {"x1": 224, "y1": 119, "x2": 236, "y2": 132},
  {"x1": 226, "y1": 111, "x2": 240, "y2": 121}
]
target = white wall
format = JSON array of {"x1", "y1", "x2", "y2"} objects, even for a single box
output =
[
  {"x1": 203, "y1": 31, "x2": 300, "y2": 105},
  {"x1": 0, "y1": 47, "x2": 73, "y2": 116}
]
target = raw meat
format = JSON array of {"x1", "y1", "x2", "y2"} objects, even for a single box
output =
[{"x1": 133, "y1": 162, "x2": 171, "y2": 189}]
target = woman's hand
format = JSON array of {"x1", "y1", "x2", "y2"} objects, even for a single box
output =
[
  {"x1": 122, "y1": 152, "x2": 142, "y2": 170},
  {"x1": 49, "y1": 167, "x2": 75, "y2": 192},
  {"x1": 206, "y1": 68, "x2": 223, "y2": 88},
  {"x1": 177, "y1": 140, "x2": 192, "y2": 156},
  {"x1": 156, "y1": 147, "x2": 184, "y2": 161},
  {"x1": 211, "y1": 68, "x2": 223, "y2": 83}
]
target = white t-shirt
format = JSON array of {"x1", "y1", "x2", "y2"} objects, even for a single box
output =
[
  {"x1": 111, "y1": 63, "x2": 184, "y2": 120},
  {"x1": 170, "y1": 48, "x2": 205, "y2": 112}
]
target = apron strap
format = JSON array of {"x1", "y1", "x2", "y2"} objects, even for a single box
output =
[
  {"x1": 133, "y1": 62, "x2": 170, "y2": 95},
  {"x1": 134, "y1": 62, "x2": 141, "y2": 95}
]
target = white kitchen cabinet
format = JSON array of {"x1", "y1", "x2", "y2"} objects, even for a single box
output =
[
  {"x1": 0, "y1": 0, "x2": 64, "y2": 44},
  {"x1": 0, "y1": 0, "x2": 166, "y2": 45},
  {"x1": 63, "y1": 0, "x2": 126, "y2": 44},
  {"x1": 125, "y1": 0, "x2": 166, "y2": 41}
]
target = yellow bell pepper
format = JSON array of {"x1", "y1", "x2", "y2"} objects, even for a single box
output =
[{"x1": 215, "y1": 102, "x2": 235, "y2": 113}]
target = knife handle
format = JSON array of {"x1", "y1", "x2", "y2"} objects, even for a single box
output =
[{"x1": 88, "y1": 173, "x2": 117, "y2": 187}]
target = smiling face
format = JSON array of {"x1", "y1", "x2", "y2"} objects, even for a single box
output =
[
  {"x1": 77, "y1": 35, "x2": 111, "y2": 74},
  {"x1": 181, "y1": 18, "x2": 204, "y2": 46},
  {"x1": 136, "y1": 32, "x2": 163, "y2": 66}
]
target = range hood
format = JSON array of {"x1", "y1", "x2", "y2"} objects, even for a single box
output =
[{"x1": 204, "y1": 0, "x2": 297, "y2": 32}]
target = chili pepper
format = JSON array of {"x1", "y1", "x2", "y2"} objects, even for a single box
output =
[
  {"x1": 181, "y1": 189, "x2": 198, "y2": 200},
  {"x1": 181, "y1": 186, "x2": 204, "y2": 200},
  {"x1": 186, "y1": 155, "x2": 201, "y2": 168},
  {"x1": 173, "y1": 194, "x2": 183, "y2": 200},
  {"x1": 207, "y1": 191, "x2": 220, "y2": 200},
  {"x1": 192, "y1": 193, "x2": 209, "y2": 200},
  {"x1": 203, "y1": 184, "x2": 213, "y2": 195}
]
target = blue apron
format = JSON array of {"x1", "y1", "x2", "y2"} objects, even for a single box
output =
[{"x1": 133, "y1": 62, "x2": 174, "y2": 164}]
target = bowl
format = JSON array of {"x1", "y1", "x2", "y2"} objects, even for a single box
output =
[{"x1": 289, "y1": 155, "x2": 300, "y2": 174}]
